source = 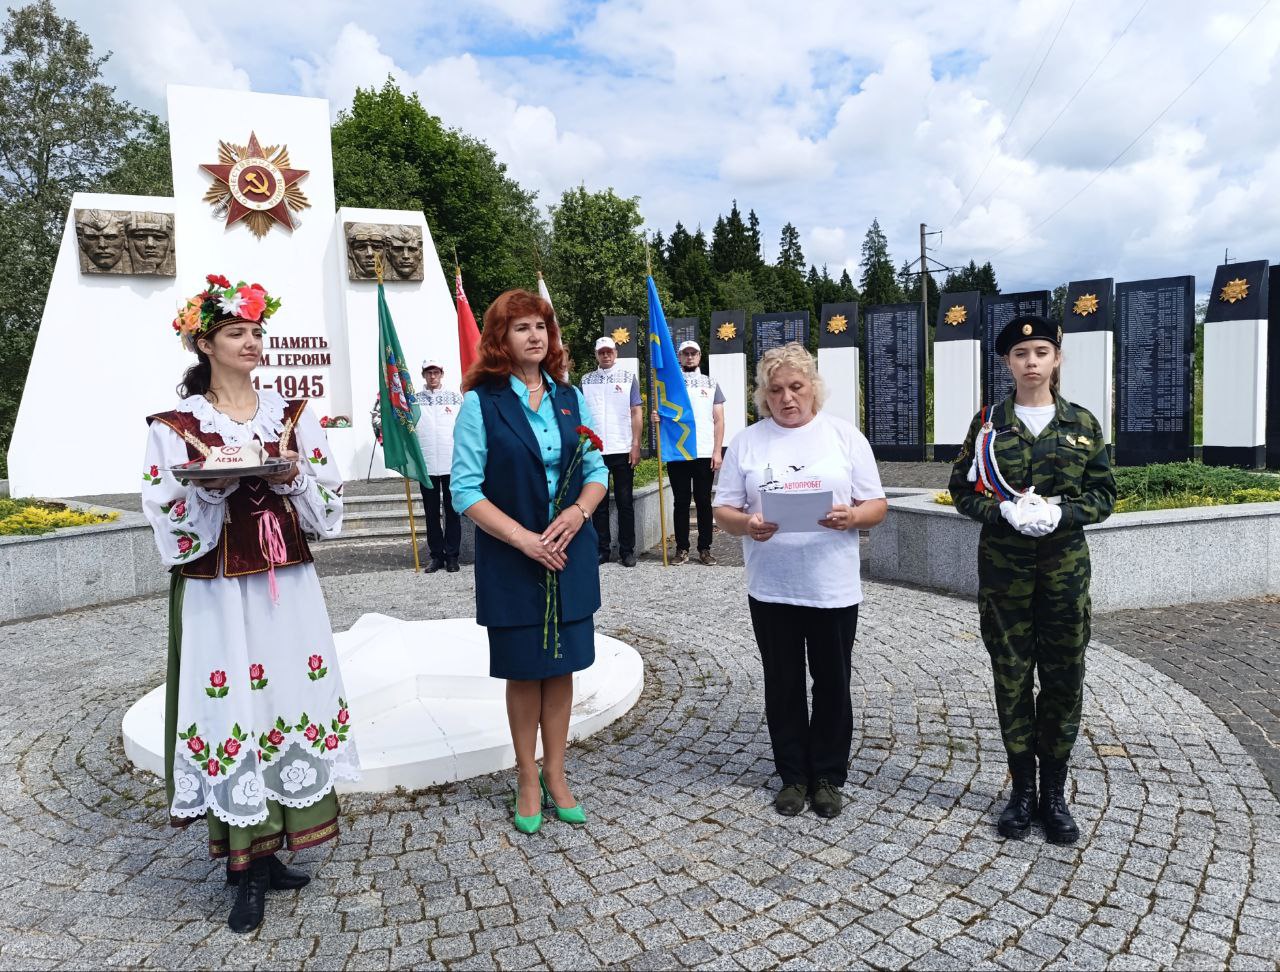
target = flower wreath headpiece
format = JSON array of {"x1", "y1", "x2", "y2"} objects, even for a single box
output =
[{"x1": 172, "y1": 273, "x2": 282, "y2": 352}]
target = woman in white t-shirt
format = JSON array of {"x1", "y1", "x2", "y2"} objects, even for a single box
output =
[{"x1": 714, "y1": 343, "x2": 887, "y2": 820}]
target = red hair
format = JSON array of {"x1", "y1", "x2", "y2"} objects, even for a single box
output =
[{"x1": 462, "y1": 289, "x2": 569, "y2": 392}]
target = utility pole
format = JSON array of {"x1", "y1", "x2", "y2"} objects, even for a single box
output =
[{"x1": 920, "y1": 223, "x2": 929, "y2": 376}]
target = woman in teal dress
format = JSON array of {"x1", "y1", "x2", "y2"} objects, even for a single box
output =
[{"x1": 452, "y1": 288, "x2": 608, "y2": 834}]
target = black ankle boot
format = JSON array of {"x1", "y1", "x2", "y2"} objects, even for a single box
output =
[
  {"x1": 227, "y1": 858, "x2": 270, "y2": 934},
  {"x1": 997, "y1": 752, "x2": 1038, "y2": 839},
  {"x1": 226, "y1": 853, "x2": 310, "y2": 890},
  {"x1": 1038, "y1": 757, "x2": 1080, "y2": 845}
]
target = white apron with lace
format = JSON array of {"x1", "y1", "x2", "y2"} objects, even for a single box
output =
[{"x1": 142, "y1": 390, "x2": 361, "y2": 827}]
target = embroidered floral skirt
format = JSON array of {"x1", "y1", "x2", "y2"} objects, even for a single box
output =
[{"x1": 164, "y1": 568, "x2": 360, "y2": 869}]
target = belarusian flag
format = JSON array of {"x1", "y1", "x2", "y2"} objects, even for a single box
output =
[
  {"x1": 456, "y1": 266, "x2": 481, "y2": 376},
  {"x1": 377, "y1": 283, "x2": 430, "y2": 485}
]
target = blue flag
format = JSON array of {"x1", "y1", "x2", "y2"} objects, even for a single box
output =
[{"x1": 647, "y1": 275, "x2": 696, "y2": 461}]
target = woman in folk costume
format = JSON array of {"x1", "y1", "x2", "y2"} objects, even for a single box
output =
[
  {"x1": 948, "y1": 314, "x2": 1114, "y2": 846},
  {"x1": 143, "y1": 274, "x2": 359, "y2": 933}
]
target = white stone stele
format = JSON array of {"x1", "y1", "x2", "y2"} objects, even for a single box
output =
[
  {"x1": 1203, "y1": 317, "x2": 1267, "y2": 450},
  {"x1": 1060, "y1": 330, "x2": 1114, "y2": 443},
  {"x1": 122, "y1": 616, "x2": 645, "y2": 793},
  {"x1": 330, "y1": 207, "x2": 459, "y2": 481},
  {"x1": 710, "y1": 351, "x2": 747, "y2": 446},
  {"x1": 818, "y1": 345, "x2": 861, "y2": 429},
  {"x1": 933, "y1": 339, "x2": 981, "y2": 449}
]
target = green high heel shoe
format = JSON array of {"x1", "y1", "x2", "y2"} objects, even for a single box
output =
[
  {"x1": 540, "y1": 771, "x2": 587, "y2": 825},
  {"x1": 511, "y1": 782, "x2": 543, "y2": 834}
]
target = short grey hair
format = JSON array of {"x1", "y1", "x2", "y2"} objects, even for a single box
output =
[{"x1": 753, "y1": 342, "x2": 826, "y2": 418}]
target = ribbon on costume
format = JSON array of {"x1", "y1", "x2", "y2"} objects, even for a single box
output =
[
  {"x1": 256, "y1": 509, "x2": 288, "y2": 604},
  {"x1": 966, "y1": 406, "x2": 1022, "y2": 501}
]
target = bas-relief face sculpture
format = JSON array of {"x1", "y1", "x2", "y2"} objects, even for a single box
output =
[
  {"x1": 344, "y1": 221, "x2": 424, "y2": 281},
  {"x1": 73, "y1": 209, "x2": 175, "y2": 275}
]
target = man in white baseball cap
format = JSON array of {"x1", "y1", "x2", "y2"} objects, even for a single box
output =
[
  {"x1": 415, "y1": 359, "x2": 464, "y2": 572},
  {"x1": 670, "y1": 340, "x2": 724, "y2": 564},
  {"x1": 579, "y1": 334, "x2": 643, "y2": 566}
]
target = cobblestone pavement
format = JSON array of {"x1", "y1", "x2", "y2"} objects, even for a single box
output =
[
  {"x1": 1092, "y1": 599, "x2": 1280, "y2": 800},
  {"x1": 2, "y1": 564, "x2": 1278, "y2": 970}
]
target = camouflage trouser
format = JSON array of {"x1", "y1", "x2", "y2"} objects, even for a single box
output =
[{"x1": 977, "y1": 524, "x2": 1091, "y2": 762}]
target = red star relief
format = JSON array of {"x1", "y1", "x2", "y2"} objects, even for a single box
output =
[{"x1": 200, "y1": 132, "x2": 309, "y2": 236}]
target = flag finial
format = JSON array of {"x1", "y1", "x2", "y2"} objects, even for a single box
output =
[
  {"x1": 452, "y1": 244, "x2": 460, "y2": 276},
  {"x1": 374, "y1": 251, "x2": 385, "y2": 285}
]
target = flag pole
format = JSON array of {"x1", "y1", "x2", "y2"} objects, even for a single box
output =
[
  {"x1": 648, "y1": 247, "x2": 670, "y2": 568},
  {"x1": 378, "y1": 252, "x2": 421, "y2": 573}
]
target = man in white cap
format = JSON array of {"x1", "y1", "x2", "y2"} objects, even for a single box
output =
[
  {"x1": 414, "y1": 359, "x2": 464, "y2": 572},
  {"x1": 670, "y1": 340, "x2": 724, "y2": 564},
  {"x1": 579, "y1": 335, "x2": 643, "y2": 566}
]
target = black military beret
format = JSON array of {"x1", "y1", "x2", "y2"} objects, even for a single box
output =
[{"x1": 995, "y1": 314, "x2": 1062, "y2": 355}]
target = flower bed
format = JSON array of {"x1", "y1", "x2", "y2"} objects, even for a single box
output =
[{"x1": 0, "y1": 498, "x2": 119, "y2": 536}]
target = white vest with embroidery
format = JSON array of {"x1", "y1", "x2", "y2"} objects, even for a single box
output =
[
  {"x1": 414, "y1": 389, "x2": 463, "y2": 476},
  {"x1": 580, "y1": 366, "x2": 637, "y2": 455},
  {"x1": 683, "y1": 371, "x2": 718, "y2": 459}
]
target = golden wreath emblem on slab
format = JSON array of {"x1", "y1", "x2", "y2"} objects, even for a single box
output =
[
  {"x1": 1072, "y1": 293, "x2": 1099, "y2": 316},
  {"x1": 610, "y1": 326, "x2": 631, "y2": 345},
  {"x1": 200, "y1": 132, "x2": 310, "y2": 238},
  {"x1": 826, "y1": 313, "x2": 849, "y2": 335},
  {"x1": 943, "y1": 305, "x2": 967, "y2": 326},
  {"x1": 716, "y1": 321, "x2": 738, "y2": 342},
  {"x1": 1219, "y1": 278, "x2": 1250, "y2": 304}
]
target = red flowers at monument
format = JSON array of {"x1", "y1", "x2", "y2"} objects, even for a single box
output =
[{"x1": 206, "y1": 273, "x2": 231, "y2": 289}]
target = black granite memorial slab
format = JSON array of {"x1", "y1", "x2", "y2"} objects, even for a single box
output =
[
  {"x1": 1269, "y1": 266, "x2": 1280, "y2": 469},
  {"x1": 711, "y1": 310, "x2": 746, "y2": 355},
  {"x1": 982, "y1": 290, "x2": 1050, "y2": 405},
  {"x1": 864, "y1": 302, "x2": 926, "y2": 461},
  {"x1": 752, "y1": 311, "x2": 810, "y2": 364},
  {"x1": 603, "y1": 315, "x2": 639, "y2": 359},
  {"x1": 670, "y1": 317, "x2": 701, "y2": 351},
  {"x1": 819, "y1": 303, "x2": 859, "y2": 348},
  {"x1": 935, "y1": 291, "x2": 981, "y2": 343},
  {"x1": 1114, "y1": 276, "x2": 1194, "y2": 466},
  {"x1": 1063, "y1": 280, "x2": 1113, "y2": 333}
]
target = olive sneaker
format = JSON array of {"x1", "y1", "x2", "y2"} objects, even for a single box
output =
[
  {"x1": 811, "y1": 779, "x2": 843, "y2": 819},
  {"x1": 773, "y1": 783, "x2": 807, "y2": 816}
]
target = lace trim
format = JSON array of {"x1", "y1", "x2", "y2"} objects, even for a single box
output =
[{"x1": 176, "y1": 390, "x2": 287, "y2": 443}]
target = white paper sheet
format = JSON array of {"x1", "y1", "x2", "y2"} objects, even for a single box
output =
[{"x1": 759, "y1": 489, "x2": 834, "y2": 533}]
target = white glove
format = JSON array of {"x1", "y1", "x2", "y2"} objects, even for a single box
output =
[
  {"x1": 1020, "y1": 503, "x2": 1061, "y2": 538},
  {"x1": 999, "y1": 500, "x2": 1023, "y2": 530}
]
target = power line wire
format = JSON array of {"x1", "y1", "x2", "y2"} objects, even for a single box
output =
[
  {"x1": 990, "y1": 0, "x2": 1273, "y2": 259},
  {"x1": 971, "y1": 0, "x2": 1150, "y2": 217},
  {"x1": 943, "y1": 0, "x2": 1076, "y2": 229}
]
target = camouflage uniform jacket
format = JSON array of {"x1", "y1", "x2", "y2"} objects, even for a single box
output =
[{"x1": 949, "y1": 394, "x2": 1116, "y2": 532}]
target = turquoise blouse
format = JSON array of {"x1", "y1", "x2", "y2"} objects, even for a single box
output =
[{"x1": 451, "y1": 372, "x2": 609, "y2": 518}]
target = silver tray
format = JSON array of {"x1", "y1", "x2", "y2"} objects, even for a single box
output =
[{"x1": 171, "y1": 460, "x2": 292, "y2": 482}]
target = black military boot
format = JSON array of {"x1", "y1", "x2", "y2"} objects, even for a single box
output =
[
  {"x1": 997, "y1": 752, "x2": 1037, "y2": 839},
  {"x1": 1038, "y1": 757, "x2": 1080, "y2": 845},
  {"x1": 225, "y1": 853, "x2": 310, "y2": 890},
  {"x1": 227, "y1": 857, "x2": 270, "y2": 933}
]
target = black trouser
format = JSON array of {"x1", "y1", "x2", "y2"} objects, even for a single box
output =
[
  {"x1": 420, "y1": 474, "x2": 461, "y2": 560},
  {"x1": 668, "y1": 457, "x2": 714, "y2": 552},
  {"x1": 748, "y1": 596, "x2": 859, "y2": 787},
  {"x1": 592, "y1": 453, "x2": 635, "y2": 558}
]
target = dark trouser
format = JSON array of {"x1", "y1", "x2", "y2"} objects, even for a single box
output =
[
  {"x1": 748, "y1": 596, "x2": 859, "y2": 787},
  {"x1": 978, "y1": 525, "x2": 1090, "y2": 762},
  {"x1": 668, "y1": 457, "x2": 714, "y2": 552},
  {"x1": 592, "y1": 453, "x2": 635, "y2": 558},
  {"x1": 420, "y1": 475, "x2": 461, "y2": 560}
]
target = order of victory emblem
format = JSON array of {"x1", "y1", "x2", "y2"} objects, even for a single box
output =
[
  {"x1": 943, "y1": 305, "x2": 967, "y2": 326},
  {"x1": 1219, "y1": 278, "x2": 1250, "y2": 304},
  {"x1": 200, "y1": 132, "x2": 310, "y2": 238},
  {"x1": 610, "y1": 326, "x2": 631, "y2": 346},
  {"x1": 716, "y1": 321, "x2": 738, "y2": 342},
  {"x1": 1072, "y1": 293, "x2": 1099, "y2": 316},
  {"x1": 826, "y1": 313, "x2": 849, "y2": 335}
]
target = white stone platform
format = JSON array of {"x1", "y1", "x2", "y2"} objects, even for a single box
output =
[{"x1": 122, "y1": 615, "x2": 644, "y2": 792}]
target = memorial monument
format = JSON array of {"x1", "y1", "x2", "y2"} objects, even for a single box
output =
[
  {"x1": 344, "y1": 221, "x2": 425, "y2": 281},
  {"x1": 863, "y1": 303, "x2": 925, "y2": 460},
  {"x1": 1061, "y1": 279, "x2": 1114, "y2": 443},
  {"x1": 817, "y1": 302, "x2": 860, "y2": 429},
  {"x1": 670, "y1": 316, "x2": 700, "y2": 349},
  {"x1": 932, "y1": 291, "x2": 982, "y2": 461},
  {"x1": 752, "y1": 311, "x2": 810, "y2": 363},
  {"x1": 1114, "y1": 275, "x2": 1194, "y2": 466},
  {"x1": 982, "y1": 290, "x2": 1049, "y2": 405},
  {"x1": 710, "y1": 310, "x2": 747, "y2": 447},
  {"x1": 1202, "y1": 260, "x2": 1268, "y2": 468},
  {"x1": 1268, "y1": 265, "x2": 1280, "y2": 469}
]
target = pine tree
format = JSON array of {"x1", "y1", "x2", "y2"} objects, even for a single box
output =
[
  {"x1": 858, "y1": 218, "x2": 903, "y2": 306},
  {"x1": 777, "y1": 222, "x2": 805, "y2": 272},
  {"x1": 710, "y1": 199, "x2": 755, "y2": 274},
  {"x1": 747, "y1": 209, "x2": 763, "y2": 266}
]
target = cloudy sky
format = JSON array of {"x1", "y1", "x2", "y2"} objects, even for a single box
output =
[{"x1": 58, "y1": 0, "x2": 1280, "y2": 296}]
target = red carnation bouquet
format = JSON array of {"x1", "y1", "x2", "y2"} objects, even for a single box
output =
[{"x1": 542, "y1": 424, "x2": 602, "y2": 657}]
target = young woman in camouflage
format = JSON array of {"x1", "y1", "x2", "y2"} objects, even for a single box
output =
[{"x1": 949, "y1": 314, "x2": 1116, "y2": 844}]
